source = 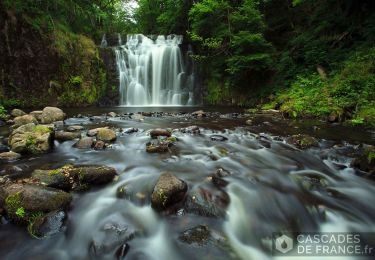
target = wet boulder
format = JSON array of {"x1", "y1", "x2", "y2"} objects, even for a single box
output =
[
  {"x1": 31, "y1": 169, "x2": 71, "y2": 191},
  {"x1": 178, "y1": 225, "x2": 211, "y2": 245},
  {"x1": 108, "y1": 112, "x2": 117, "y2": 118},
  {"x1": 151, "y1": 172, "x2": 187, "y2": 211},
  {"x1": 96, "y1": 128, "x2": 116, "y2": 142},
  {"x1": 0, "y1": 144, "x2": 9, "y2": 153},
  {"x1": 55, "y1": 131, "x2": 81, "y2": 142},
  {"x1": 94, "y1": 140, "x2": 107, "y2": 150},
  {"x1": 287, "y1": 134, "x2": 319, "y2": 149},
  {"x1": 1, "y1": 184, "x2": 72, "y2": 224},
  {"x1": 0, "y1": 151, "x2": 21, "y2": 162},
  {"x1": 13, "y1": 115, "x2": 38, "y2": 127},
  {"x1": 89, "y1": 218, "x2": 137, "y2": 257},
  {"x1": 29, "y1": 111, "x2": 43, "y2": 122},
  {"x1": 146, "y1": 139, "x2": 174, "y2": 153},
  {"x1": 327, "y1": 111, "x2": 339, "y2": 123},
  {"x1": 40, "y1": 107, "x2": 66, "y2": 124},
  {"x1": 351, "y1": 147, "x2": 375, "y2": 175},
  {"x1": 29, "y1": 210, "x2": 66, "y2": 238},
  {"x1": 10, "y1": 109, "x2": 26, "y2": 117},
  {"x1": 73, "y1": 137, "x2": 94, "y2": 149},
  {"x1": 68, "y1": 165, "x2": 117, "y2": 186},
  {"x1": 123, "y1": 128, "x2": 138, "y2": 134},
  {"x1": 192, "y1": 110, "x2": 206, "y2": 118},
  {"x1": 150, "y1": 128, "x2": 171, "y2": 138},
  {"x1": 131, "y1": 113, "x2": 144, "y2": 121},
  {"x1": 180, "y1": 126, "x2": 200, "y2": 134},
  {"x1": 184, "y1": 187, "x2": 229, "y2": 218},
  {"x1": 8, "y1": 123, "x2": 54, "y2": 154}
]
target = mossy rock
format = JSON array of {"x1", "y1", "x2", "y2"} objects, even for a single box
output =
[
  {"x1": 2, "y1": 184, "x2": 72, "y2": 225},
  {"x1": 32, "y1": 169, "x2": 71, "y2": 191},
  {"x1": 287, "y1": 134, "x2": 319, "y2": 149},
  {"x1": 68, "y1": 165, "x2": 117, "y2": 186},
  {"x1": 351, "y1": 147, "x2": 375, "y2": 175}
]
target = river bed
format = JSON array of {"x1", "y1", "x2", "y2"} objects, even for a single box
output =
[{"x1": 0, "y1": 107, "x2": 374, "y2": 260}]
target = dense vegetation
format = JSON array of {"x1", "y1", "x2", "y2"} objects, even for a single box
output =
[
  {"x1": 136, "y1": 0, "x2": 375, "y2": 125},
  {"x1": 0, "y1": 0, "x2": 374, "y2": 126}
]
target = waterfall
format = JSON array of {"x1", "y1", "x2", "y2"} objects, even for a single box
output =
[
  {"x1": 100, "y1": 34, "x2": 108, "y2": 48},
  {"x1": 114, "y1": 34, "x2": 194, "y2": 106}
]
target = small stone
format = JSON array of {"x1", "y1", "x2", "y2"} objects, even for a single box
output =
[
  {"x1": 123, "y1": 128, "x2": 138, "y2": 134},
  {"x1": 67, "y1": 125, "x2": 84, "y2": 132},
  {"x1": 210, "y1": 135, "x2": 228, "y2": 142},
  {"x1": 150, "y1": 128, "x2": 171, "y2": 138},
  {"x1": 131, "y1": 114, "x2": 144, "y2": 121},
  {"x1": 192, "y1": 110, "x2": 206, "y2": 117},
  {"x1": 245, "y1": 119, "x2": 253, "y2": 125},
  {"x1": 108, "y1": 112, "x2": 117, "y2": 117},
  {"x1": 328, "y1": 111, "x2": 339, "y2": 123}
]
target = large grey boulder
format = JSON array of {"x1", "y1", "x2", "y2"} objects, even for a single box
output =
[{"x1": 40, "y1": 107, "x2": 65, "y2": 124}]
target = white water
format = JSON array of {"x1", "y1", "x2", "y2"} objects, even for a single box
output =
[{"x1": 115, "y1": 34, "x2": 194, "y2": 106}]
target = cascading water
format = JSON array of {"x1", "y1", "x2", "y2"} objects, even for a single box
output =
[{"x1": 115, "y1": 34, "x2": 194, "y2": 106}]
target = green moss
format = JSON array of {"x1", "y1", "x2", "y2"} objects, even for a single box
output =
[
  {"x1": 48, "y1": 169, "x2": 62, "y2": 176},
  {"x1": 27, "y1": 211, "x2": 45, "y2": 239},
  {"x1": 158, "y1": 189, "x2": 168, "y2": 206},
  {"x1": 16, "y1": 207, "x2": 26, "y2": 218},
  {"x1": 5, "y1": 192, "x2": 26, "y2": 222},
  {"x1": 26, "y1": 135, "x2": 37, "y2": 148},
  {"x1": 368, "y1": 151, "x2": 375, "y2": 164},
  {"x1": 33, "y1": 125, "x2": 52, "y2": 134}
]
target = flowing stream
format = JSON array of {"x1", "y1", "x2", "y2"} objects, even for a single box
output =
[
  {"x1": 115, "y1": 35, "x2": 195, "y2": 106},
  {"x1": 0, "y1": 107, "x2": 374, "y2": 260}
]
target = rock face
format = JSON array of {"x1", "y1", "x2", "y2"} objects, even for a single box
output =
[
  {"x1": 96, "y1": 128, "x2": 116, "y2": 142},
  {"x1": 10, "y1": 109, "x2": 26, "y2": 117},
  {"x1": 32, "y1": 169, "x2": 71, "y2": 191},
  {"x1": 0, "y1": 184, "x2": 72, "y2": 223},
  {"x1": 69, "y1": 165, "x2": 117, "y2": 185},
  {"x1": 150, "y1": 129, "x2": 171, "y2": 138},
  {"x1": 0, "y1": 151, "x2": 21, "y2": 162},
  {"x1": 13, "y1": 115, "x2": 38, "y2": 127},
  {"x1": 8, "y1": 123, "x2": 54, "y2": 154},
  {"x1": 41, "y1": 107, "x2": 65, "y2": 124},
  {"x1": 74, "y1": 137, "x2": 94, "y2": 149},
  {"x1": 151, "y1": 173, "x2": 187, "y2": 210},
  {"x1": 55, "y1": 131, "x2": 81, "y2": 141}
]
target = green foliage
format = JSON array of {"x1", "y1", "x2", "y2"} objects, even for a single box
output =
[
  {"x1": 33, "y1": 125, "x2": 53, "y2": 134},
  {"x1": 3, "y1": 0, "x2": 135, "y2": 38},
  {"x1": 26, "y1": 135, "x2": 37, "y2": 148},
  {"x1": 0, "y1": 105, "x2": 7, "y2": 119},
  {"x1": 69, "y1": 76, "x2": 83, "y2": 87},
  {"x1": 15, "y1": 207, "x2": 26, "y2": 218}
]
